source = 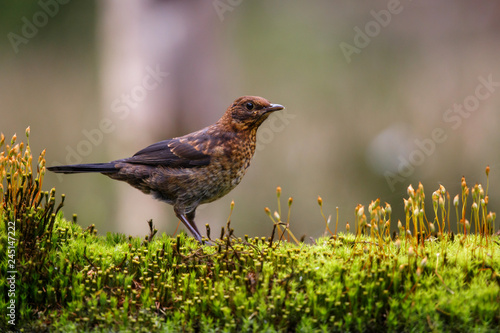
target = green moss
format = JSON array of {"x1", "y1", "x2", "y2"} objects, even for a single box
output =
[{"x1": 2, "y1": 215, "x2": 499, "y2": 332}]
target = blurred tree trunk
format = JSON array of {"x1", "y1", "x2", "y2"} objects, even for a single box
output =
[{"x1": 97, "y1": 0, "x2": 221, "y2": 235}]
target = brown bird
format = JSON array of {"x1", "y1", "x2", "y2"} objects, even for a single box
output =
[{"x1": 48, "y1": 96, "x2": 284, "y2": 242}]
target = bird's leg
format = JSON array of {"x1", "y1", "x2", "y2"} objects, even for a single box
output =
[
  {"x1": 174, "y1": 208, "x2": 203, "y2": 242},
  {"x1": 187, "y1": 210, "x2": 215, "y2": 245},
  {"x1": 185, "y1": 210, "x2": 203, "y2": 239}
]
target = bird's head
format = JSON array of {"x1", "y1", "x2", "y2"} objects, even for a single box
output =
[{"x1": 221, "y1": 96, "x2": 284, "y2": 131}]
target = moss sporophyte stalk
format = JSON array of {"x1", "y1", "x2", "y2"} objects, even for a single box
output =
[{"x1": 1, "y1": 129, "x2": 499, "y2": 332}]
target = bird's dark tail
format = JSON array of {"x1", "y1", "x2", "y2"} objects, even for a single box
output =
[{"x1": 47, "y1": 163, "x2": 118, "y2": 174}]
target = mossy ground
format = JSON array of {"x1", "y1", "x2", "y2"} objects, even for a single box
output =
[
  {"x1": 1, "y1": 217, "x2": 499, "y2": 332},
  {"x1": 1, "y1": 130, "x2": 499, "y2": 332}
]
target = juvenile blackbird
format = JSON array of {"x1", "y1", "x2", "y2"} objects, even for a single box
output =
[{"x1": 48, "y1": 96, "x2": 284, "y2": 242}]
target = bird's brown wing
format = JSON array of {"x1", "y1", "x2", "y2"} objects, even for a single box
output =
[{"x1": 123, "y1": 134, "x2": 211, "y2": 168}]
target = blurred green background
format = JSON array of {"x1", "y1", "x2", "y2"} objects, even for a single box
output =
[{"x1": 1, "y1": 1, "x2": 499, "y2": 238}]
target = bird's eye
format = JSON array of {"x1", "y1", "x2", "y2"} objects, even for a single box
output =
[{"x1": 245, "y1": 102, "x2": 254, "y2": 110}]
